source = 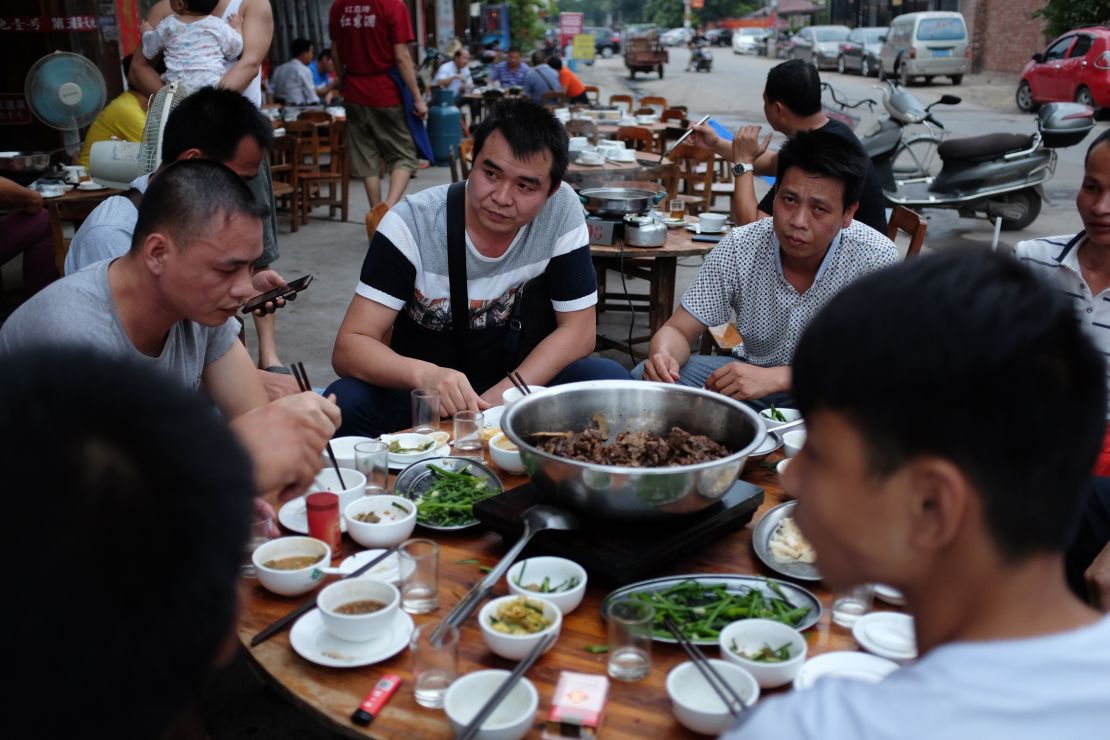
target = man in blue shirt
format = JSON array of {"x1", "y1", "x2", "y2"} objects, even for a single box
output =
[
  {"x1": 490, "y1": 46, "x2": 530, "y2": 87},
  {"x1": 522, "y1": 58, "x2": 560, "y2": 105}
]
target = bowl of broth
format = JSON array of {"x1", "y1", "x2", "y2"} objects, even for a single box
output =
[
  {"x1": 317, "y1": 578, "x2": 400, "y2": 642},
  {"x1": 252, "y1": 536, "x2": 331, "y2": 596}
]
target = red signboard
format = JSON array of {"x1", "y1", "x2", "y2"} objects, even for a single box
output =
[
  {"x1": 0, "y1": 16, "x2": 99, "y2": 32},
  {"x1": 559, "y1": 11, "x2": 584, "y2": 48},
  {"x1": 0, "y1": 94, "x2": 32, "y2": 125}
]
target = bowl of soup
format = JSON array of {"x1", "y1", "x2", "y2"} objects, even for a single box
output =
[
  {"x1": 252, "y1": 536, "x2": 331, "y2": 596},
  {"x1": 489, "y1": 432, "x2": 525, "y2": 475},
  {"x1": 316, "y1": 578, "x2": 399, "y2": 642},
  {"x1": 344, "y1": 495, "x2": 417, "y2": 548}
]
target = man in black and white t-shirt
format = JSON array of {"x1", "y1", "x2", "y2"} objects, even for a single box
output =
[
  {"x1": 328, "y1": 99, "x2": 628, "y2": 437},
  {"x1": 637, "y1": 129, "x2": 897, "y2": 409}
]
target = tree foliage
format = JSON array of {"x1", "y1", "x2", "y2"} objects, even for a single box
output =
[
  {"x1": 508, "y1": 0, "x2": 557, "y2": 48},
  {"x1": 1033, "y1": 0, "x2": 1110, "y2": 40}
]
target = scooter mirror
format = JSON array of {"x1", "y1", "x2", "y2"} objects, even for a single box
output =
[{"x1": 938, "y1": 95, "x2": 962, "y2": 106}]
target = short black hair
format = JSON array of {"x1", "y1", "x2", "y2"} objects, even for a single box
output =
[
  {"x1": 508, "y1": 46, "x2": 522, "y2": 54},
  {"x1": 1084, "y1": 127, "x2": 1110, "y2": 166},
  {"x1": 547, "y1": 56, "x2": 563, "y2": 71},
  {"x1": 471, "y1": 98, "x2": 569, "y2": 194},
  {"x1": 162, "y1": 86, "x2": 273, "y2": 163},
  {"x1": 184, "y1": 0, "x2": 219, "y2": 13},
  {"x1": 318, "y1": 47, "x2": 332, "y2": 60},
  {"x1": 6, "y1": 347, "x2": 255, "y2": 737},
  {"x1": 764, "y1": 59, "x2": 822, "y2": 116},
  {"x1": 775, "y1": 129, "x2": 867, "y2": 210},
  {"x1": 792, "y1": 251, "x2": 1106, "y2": 561},
  {"x1": 132, "y1": 159, "x2": 267, "y2": 253},
  {"x1": 290, "y1": 37, "x2": 313, "y2": 57}
]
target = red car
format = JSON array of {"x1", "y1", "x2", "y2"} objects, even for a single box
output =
[{"x1": 1017, "y1": 26, "x2": 1110, "y2": 111}]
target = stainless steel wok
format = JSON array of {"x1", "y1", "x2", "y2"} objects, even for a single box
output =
[
  {"x1": 502, "y1": 381, "x2": 767, "y2": 520},
  {"x1": 578, "y1": 187, "x2": 664, "y2": 218}
]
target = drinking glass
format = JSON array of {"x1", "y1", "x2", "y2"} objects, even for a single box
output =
[
  {"x1": 411, "y1": 388, "x2": 441, "y2": 434},
  {"x1": 354, "y1": 440, "x2": 389, "y2": 495},
  {"x1": 831, "y1": 583, "x2": 875, "y2": 628},
  {"x1": 410, "y1": 621, "x2": 458, "y2": 708},
  {"x1": 606, "y1": 599, "x2": 654, "y2": 681},
  {"x1": 240, "y1": 515, "x2": 274, "y2": 578},
  {"x1": 668, "y1": 198, "x2": 686, "y2": 221},
  {"x1": 453, "y1": 410, "x2": 484, "y2": 458},
  {"x1": 398, "y1": 539, "x2": 439, "y2": 614}
]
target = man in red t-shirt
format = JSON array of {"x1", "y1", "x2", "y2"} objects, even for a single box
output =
[{"x1": 329, "y1": 0, "x2": 427, "y2": 207}]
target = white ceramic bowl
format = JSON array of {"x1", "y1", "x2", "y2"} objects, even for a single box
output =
[
  {"x1": 327, "y1": 436, "x2": 376, "y2": 469},
  {"x1": 444, "y1": 670, "x2": 538, "y2": 740},
  {"x1": 759, "y1": 407, "x2": 802, "y2": 430},
  {"x1": 698, "y1": 212, "x2": 728, "y2": 231},
  {"x1": 252, "y1": 536, "x2": 331, "y2": 596},
  {"x1": 776, "y1": 458, "x2": 792, "y2": 493},
  {"x1": 598, "y1": 139, "x2": 623, "y2": 149},
  {"x1": 381, "y1": 432, "x2": 438, "y2": 464},
  {"x1": 636, "y1": 114, "x2": 658, "y2": 124},
  {"x1": 479, "y1": 595, "x2": 562, "y2": 660},
  {"x1": 316, "y1": 577, "x2": 399, "y2": 642},
  {"x1": 501, "y1": 385, "x2": 545, "y2": 407},
  {"x1": 718, "y1": 618, "x2": 807, "y2": 688},
  {"x1": 505, "y1": 556, "x2": 588, "y2": 614},
  {"x1": 488, "y1": 432, "x2": 525, "y2": 475},
  {"x1": 667, "y1": 659, "x2": 760, "y2": 735},
  {"x1": 783, "y1": 430, "x2": 807, "y2": 459},
  {"x1": 344, "y1": 495, "x2": 418, "y2": 549},
  {"x1": 311, "y1": 467, "x2": 366, "y2": 511}
]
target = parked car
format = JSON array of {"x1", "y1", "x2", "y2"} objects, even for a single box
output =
[
  {"x1": 1017, "y1": 27, "x2": 1110, "y2": 111},
  {"x1": 732, "y1": 27, "x2": 770, "y2": 55},
  {"x1": 585, "y1": 26, "x2": 622, "y2": 57},
  {"x1": 660, "y1": 27, "x2": 693, "y2": 47},
  {"x1": 878, "y1": 11, "x2": 969, "y2": 86},
  {"x1": 789, "y1": 25, "x2": 850, "y2": 69},
  {"x1": 837, "y1": 26, "x2": 887, "y2": 76},
  {"x1": 705, "y1": 28, "x2": 732, "y2": 47}
]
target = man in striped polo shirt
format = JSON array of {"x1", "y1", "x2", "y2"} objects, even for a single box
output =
[{"x1": 1014, "y1": 127, "x2": 1110, "y2": 612}]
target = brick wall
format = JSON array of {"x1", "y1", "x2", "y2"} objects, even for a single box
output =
[{"x1": 967, "y1": 0, "x2": 1049, "y2": 73}]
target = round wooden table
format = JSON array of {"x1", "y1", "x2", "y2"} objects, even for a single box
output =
[{"x1": 239, "y1": 432, "x2": 880, "y2": 738}]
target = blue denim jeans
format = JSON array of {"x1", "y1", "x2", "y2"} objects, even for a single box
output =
[
  {"x1": 327, "y1": 357, "x2": 631, "y2": 438},
  {"x1": 631, "y1": 355, "x2": 793, "y2": 412}
]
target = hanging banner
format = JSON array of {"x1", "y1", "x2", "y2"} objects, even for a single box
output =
[{"x1": 0, "y1": 16, "x2": 98, "y2": 32}]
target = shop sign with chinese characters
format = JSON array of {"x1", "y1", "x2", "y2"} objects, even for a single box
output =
[{"x1": 0, "y1": 16, "x2": 99, "y2": 32}]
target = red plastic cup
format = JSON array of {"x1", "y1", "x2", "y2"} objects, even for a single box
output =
[{"x1": 306, "y1": 491, "x2": 341, "y2": 551}]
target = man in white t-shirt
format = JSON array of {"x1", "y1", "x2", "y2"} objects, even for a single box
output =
[{"x1": 723, "y1": 250, "x2": 1110, "y2": 739}]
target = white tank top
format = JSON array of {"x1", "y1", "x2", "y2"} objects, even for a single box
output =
[{"x1": 222, "y1": 0, "x2": 262, "y2": 107}]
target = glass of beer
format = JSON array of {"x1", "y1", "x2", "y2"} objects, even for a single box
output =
[{"x1": 668, "y1": 199, "x2": 686, "y2": 221}]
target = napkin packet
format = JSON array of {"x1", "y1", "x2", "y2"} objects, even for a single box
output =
[{"x1": 543, "y1": 671, "x2": 609, "y2": 739}]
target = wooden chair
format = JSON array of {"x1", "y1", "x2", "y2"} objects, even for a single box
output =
[
  {"x1": 296, "y1": 110, "x2": 333, "y2": 167},
  {"x1": 565, "y1": 118, "x2": 598, "y2": 144},
  {"x1": 364, "y1": 202, "x2": 390, "y2": 241},
  {"x1": 269, "y1": 134, "x2": 301, "y2": 232},
  {"x1": 633, "y1": 106, "x2": 657, "y2": 116},
  {"x1": 660, "y1": 108, "x2": 687, "y2": 125},
  {"x1": 542, "y1": 91, "x2": 568, "y2": 107},
  {"x1": 669, "y1": 143, "x2": 717, "y2": 215},
  {"x1": 583, "y1": 85, "x2": 601, "y2": 105},
  {"x1": 638, "y1": 96, "x2": 668, "y2": 114},
  {"x1": 48, "y1": 197, "x2": 103, "y2": 274},
  {"x1": 458, "y1": 138, "x2": 474, "y2": 179},
  {"x1": 299, "y1": 119, "x2": 349, "y2": 224},
  {"x1": 283, "y1": 120, "x2": 322, "y2": 177},
  {"x1": 615, "y1": 125, "x2": 655, "y2": 153},
  {"x1": 886, "y1": 205, "x2": 927, "y2": 259},
  {"x1": 609, "y1": 94, "x2": 633, "y2": 115},
  {"x1": 447, "y1": 146, "x2": 461, "y2": 183}
]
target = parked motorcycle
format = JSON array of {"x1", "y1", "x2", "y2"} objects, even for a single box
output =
[{"x1": 862, "y1": 80, "x2": 1095, "y2": 230}]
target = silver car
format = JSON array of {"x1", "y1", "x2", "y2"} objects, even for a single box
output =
[
  {"x1": 790, "y1": 25, "x2": 850, "y2": 70},
  {"x1": 878, "y1": 11, "x2": 969, "y2": 86}
]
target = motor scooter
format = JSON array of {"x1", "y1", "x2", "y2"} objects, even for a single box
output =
[
  {"x1": 691, "y1": 41, "x2": 713, "y2": 72},
  {"x1": 862, "y1": 80, "x2": 1095, "y2": 230}
]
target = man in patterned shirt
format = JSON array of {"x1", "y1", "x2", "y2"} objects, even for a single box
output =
[
  {"x1": 638, "y1": 129, "x2": 898, "y2": 409},
  {"x1": 490, "y1": 47, "x2": 530, "y2": 88}
]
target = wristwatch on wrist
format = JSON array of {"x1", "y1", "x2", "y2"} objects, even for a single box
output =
[{"x1": 732, "y1": 162, "x2": 754, "y2": 177}]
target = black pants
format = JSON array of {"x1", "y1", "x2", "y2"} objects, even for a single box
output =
[{"x1": 1065, "y1": 476, "x2": 1110, "y2": 603}]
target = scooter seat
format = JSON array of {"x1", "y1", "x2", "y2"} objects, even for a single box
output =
[{"x1": 937, "y1": 133, "x2": 1035, "y2": 163}]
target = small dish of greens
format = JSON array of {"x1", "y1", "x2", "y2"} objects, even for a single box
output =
[
  {"x1": 392, "y1": 457, "x2": 503, "y2": 530},
  {"x1": 601, "y1": 575, "x2": 821, "y2": 644},
  {"x1": 506, "y1": 556, "x2": 588, "y2": 614},
  {"x1": 758, "y1": 406, "x2": 802, "y2": 430}
]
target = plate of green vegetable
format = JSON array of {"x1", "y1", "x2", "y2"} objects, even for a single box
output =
[
  {"x1": 393, "y1": 457, "x2": 504, "y2": 530},
  {"x1": 600, "y1": 575, "x2": 821, "y2": 644}
]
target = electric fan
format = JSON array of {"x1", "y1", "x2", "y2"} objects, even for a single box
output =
[
  {"x1": 137, "y1": 80, "x2": 192, "y2": 174},
  {"x1": 24, "y1": 52, "x2": 107, "y2": 156},
  {"x1": 89, "y1": 80, "x2": 192, "y2": 187}
]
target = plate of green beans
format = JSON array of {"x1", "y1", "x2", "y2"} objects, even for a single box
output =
[{"x1": 392, "y1": 456, "x2": 504, "y2": 530}]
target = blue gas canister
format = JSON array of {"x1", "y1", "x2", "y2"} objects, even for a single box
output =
[{"x1": 427, "y1": 88, "x2": 462, "y2": 166}]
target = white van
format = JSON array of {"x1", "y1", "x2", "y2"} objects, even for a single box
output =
[{"x1": 878, "y1": 11, "x2": 969, "y2": 86}]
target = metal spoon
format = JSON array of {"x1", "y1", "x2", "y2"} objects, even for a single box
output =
[{"x1": 433, "y1": 505, "x2": 580, "y2": 642}]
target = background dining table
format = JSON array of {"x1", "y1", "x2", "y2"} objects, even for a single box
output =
[{"x1": 240, "y1": 425, "x2": 883, "y2": 739}]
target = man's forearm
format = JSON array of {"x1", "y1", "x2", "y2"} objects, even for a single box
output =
[
  {"x1": 333, "y1": 333, "x2": 438, "y2": 390},
  {"x1": 395, "y1": 47, "x2": 422, "y2": 99},
  {"x1": 650, "y1": 324, "x2": 694, "y2": 368},
  {"x1": 732, "y1": 172, "x2": 761, "y2": 226},
  {"x1": 130, "y1": 51, "x2": 164, "y2": 97},
  {"x1": 513, "y1": 323, "x2": 595, "y2": 387},
  {"x1": 221, "y1": 58, "x2": 260, "y2": 93}
]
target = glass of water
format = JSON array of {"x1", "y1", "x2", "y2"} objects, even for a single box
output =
[
  {"x1": 831, "y1": 583, "x2": 875, "y2": 628},
  {"x1": 452, "y1": 410, "x2": 484, "y2": 457},
  {"x1": 398, "y1": 539, "x2": 439, "y2": 614},
  {"x1": 240, "y1": 515, "x2": 274, "y2": 578},
  {"x1": 410, "y1": 621, "x2": 458, "y2": 708},
  {"x1": 606, "y1": 599, "x2": 654, "y2": 681},
  {"x1": 354, "y1": 440, "x2": 389, "y2": 495},
  {"x1": 411, "y1": 388, "x2": 441, "y2": 434}
]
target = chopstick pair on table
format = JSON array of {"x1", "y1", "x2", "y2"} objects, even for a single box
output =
[
  {"x1": 289, "y1": 361, "x2": 347, "y2": 489},
  {"x1": 663, "y1": 615, "x2": 749, "y2": 718},
  {"x1": 505, "y1": 371, "x2": 530, "y2": 396},
  {"x1": 456, "y1": 631, "x2": 556, "y2": 740}
]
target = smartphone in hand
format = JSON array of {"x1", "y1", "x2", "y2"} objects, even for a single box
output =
[{"x1": 241, "y1": 274, "x2": 313, "y2": 314}]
